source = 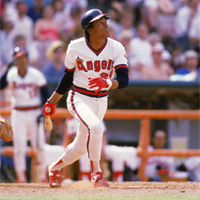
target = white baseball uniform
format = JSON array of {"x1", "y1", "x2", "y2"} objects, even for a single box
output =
[
  {"x1": 66, "y1": 117, "x2": 139, "y2": 182},
  {"x1": 144, "y1": 145, "x2": 175, "y2": 180},
  {"x1": 6, "y1": 66, "x2": 47, "y2": 182},
  {"x1": 183, "y1": 156, "x2": 200, "y2": 182},
  {"x1": 59, "y1": 37, "x2": 128, "y2": 166}
]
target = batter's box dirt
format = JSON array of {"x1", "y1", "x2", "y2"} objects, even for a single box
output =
[{"x1": 0, "y1": 181, "x2": 199, "y2": 196}]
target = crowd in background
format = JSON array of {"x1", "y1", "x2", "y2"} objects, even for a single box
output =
[
  {"x1": 0, "y1": 0, "x2": 200, "y2": 183},
  {"x1": 1, "y1": 0, "x2": 200, "y2": 81}
]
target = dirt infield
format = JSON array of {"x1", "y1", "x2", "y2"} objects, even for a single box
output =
[{"x1": 0, "y1": 181, "x2": 199, "y2": 196}]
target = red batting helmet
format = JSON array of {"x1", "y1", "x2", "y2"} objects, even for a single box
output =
[
  {"x1": 81, "y1": 9, "x2": 110, "y2": 30},
  {"x1": 13, "y1": 47, "x2": 28, "y2": 59}
]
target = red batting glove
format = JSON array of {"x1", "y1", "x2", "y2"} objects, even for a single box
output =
[
  {"x1": 43, "y1": 102, "x2": 56, "y2": 116},
  {"x1": 88, "y1": 77, "x2": 112, "y2": 93}
]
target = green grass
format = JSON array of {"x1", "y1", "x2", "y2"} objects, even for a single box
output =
[{"x1": 0, "y1": 194, "x2": 199, "y2": 200}]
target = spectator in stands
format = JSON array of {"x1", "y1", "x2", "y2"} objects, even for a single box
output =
[
  {"x1": 117, "y1": 30, "x2": 134, "y2": 68},
  {"x1": 43, "y1": 40, "x2": 66, "y2": 79},
  {"x1": 0, "y1": 19, "x2": 14, "y2": 67},
  {"x1": 116, "y1": 9, "x2": 137, "y2": 39},
  {"x1": 156, "y1": 0, "x2": 177, "y2": 39},
  {"x1": 177, "y1": 156, "x2": 200, "y2": 182},
  {"x1": 13, "y1": 34, "x2": 39, "y2": 67},
  {"x1": 141, "y1": 42, "x2": 174, "y2": 80},
  {"x1": 188, "y1": 12, "x2": 200, "y2": 51},
  {"x1": 129, "y1": 22, "x2": 153, "y2": 80},
  {"x1": 34, "y1": 4, "x2": 61, "y2": 41},
  {"x1": 174, "y1": 0, "x2": 200, "y2": 51},
  {"x1": 142, "y1": 0, "x2": 158, "y2": 31},
  {"x1": 170, "y1": 49, "x2": 200, "y2": 81},
  {"x1": 34, "y1": 4, "x2": 61, "y2": 70},
  {"x1": 8, "y1": 0, "x2": 34, "y2": 47},
  {"x1": 58, "y1": 29, "x2": 71, "y2": 44},
  {"x1": 52, "y1": 0, "x2": 73, "y2": 33},
  {"x1": 148, "y1": 32, "x2": 172, "y2": 63},
  {"x1": 27, "y1": 0, "x2": 44, "y2": 23},
  {"x1": 144, "y1": 130, "x2": 175, "y2": 181},
  {"x1": 107, "y1": 2, "x2": 124, "y2": 39}
]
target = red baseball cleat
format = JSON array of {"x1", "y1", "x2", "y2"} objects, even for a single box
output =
[
  {"x1": 91, "y1": 172, "x2": 109, "y2": 187},
  {"x1": 48, "y1": 166, "x2": 62, "y2": 188}
]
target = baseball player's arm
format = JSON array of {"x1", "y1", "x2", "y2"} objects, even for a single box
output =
[
  {"x1": 43, "y1": 69, "x2": 74, "y2": 116},
  {"x1": 113, "y1": 67, "x2": 129, "y2": 89},
  {"x1": 40, "y1": 85, "x2": 51, "y2": 105},
  {"x1": 48, "y1": 68, "x2": 74, "y2": 104}
]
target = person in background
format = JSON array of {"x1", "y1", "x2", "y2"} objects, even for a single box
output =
[
  {"x1": 144, "y1": 130, "x2": 175, "y2": 181},
  {"x1": 0, "y1": 47, "x2": 50, "y2": 183},
  {"x1": 34, "y1": 4, "x2": 61, "y2": 70},
  {"x1": 13, "y1": 34, "x2": 39, "y2": 67},
  {"x1": 129, "y1": 22, "x2": 153, "y2": 80},
  {"x1": 27, "y1": 0, "x2": 44, "y2": 23},
  {"x1": 43, "y1": 40, "x2": 66, "y2": 80},
  {"x1": 174, "y1": 0, "x2": 200, "y2": 51},
  {"x1": 116, "y1": 9, "x2": 137, "y2": 39},
  {"x1": 170, "y1": 49, "x2": 200, "y2": 81},
  {"x1": 8, "y1": 0, "x2": 34, "y2": 47},
  {"x1": 147, "y1": 32, "x2": 172, "y2": 63},
  {"x1": 141, "y1": 42, "x2": 174, "y2": 80},
  {"x1": 0, "y1": 19, "x2": 14, "y2": 68},
  {"x1": 117, "y1": 30, "x2": 134, "y2": 71}
]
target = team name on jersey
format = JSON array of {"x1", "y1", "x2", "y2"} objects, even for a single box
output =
[
  {"x1": 76, "y1": 57, "x2": 114, "y2": 72},
  {"x1": 13, "y1": 82, "x2": 37, "y2": 90}
]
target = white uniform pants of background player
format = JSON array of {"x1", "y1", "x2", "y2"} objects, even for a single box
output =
[
  {"x1": 60, "y1": 90, "x2": 107, "y2": 169},
  {"x1": 79, "y1": 145, "x2": 139, "y2": 182},
  {"x1": 11, "y1": 109, "x2": 46, "y2": 182}
]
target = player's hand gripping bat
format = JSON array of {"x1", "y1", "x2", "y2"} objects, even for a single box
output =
[
  {"x1": 43, "y1": 102, "x2": 56, "y2": 131},
  {"x1": 44, "y1": 107, "x2": 53, "y2": 131}
]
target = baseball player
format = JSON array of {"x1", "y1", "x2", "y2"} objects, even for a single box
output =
[
  {"x1": 144, "y1": 130, "x2": 175, "y2": 181},
  {"x1": 0, "y1": 47, "x2": 50, "y2": 183},
  {"x1": 43, "y1": 9, "x2": 129, "y2": 187},
  {"x1": 66, "y1": 117, "x2": 139, "y2": 182}
]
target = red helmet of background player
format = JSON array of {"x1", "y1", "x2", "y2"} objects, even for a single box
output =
[{"x1": 13, "y1": 46, "x2": 28, "y2": 59}]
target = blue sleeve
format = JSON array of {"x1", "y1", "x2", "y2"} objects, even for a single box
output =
[
  {"x1": 40, "y1": 85, "x2": 50, "y2": 106},
  {"x1": 114, "y1": 67, "x2": 129, "y2": 89},
  {"x1": 55, "y1": 69, "x2": 74, "y2": 94}
]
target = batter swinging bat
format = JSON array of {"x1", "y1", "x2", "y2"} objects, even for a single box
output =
[{"x1": 44, "y1": 107, "x2": 53, "y2": 131}]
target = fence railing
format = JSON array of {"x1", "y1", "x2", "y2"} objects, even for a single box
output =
[{"x1": 0, "y1": 108, "x2": 200, "y2": 181}]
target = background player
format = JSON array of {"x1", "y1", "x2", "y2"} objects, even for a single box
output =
[
  {"x1": 43, "y1": 8, "x2": 129, "y2": 187},
  {"x1": 144, "y1": 130, "x2": 175, "y2": 181},
  {"x1": 0, "y1": 47, "x2": 50, "y2": 183}
]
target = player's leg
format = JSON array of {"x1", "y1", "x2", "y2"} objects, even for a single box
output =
[
  {"x1": 11, "y1": 110, "x2": 28, "y2": 183},
  {"x1": 28, "y1": 109, "x2": 47, "y2": 182}
]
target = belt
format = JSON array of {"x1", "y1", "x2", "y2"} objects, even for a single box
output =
[
  {"x1": 14, "y1": 105, "x2": 40, "y2": 111},
  {"x1": 72, "y1": 85, "x2": 108, "y2": 98}
]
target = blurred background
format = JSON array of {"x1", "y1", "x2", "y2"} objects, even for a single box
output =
[{"x1": 0, "y1": 0, "x2": 199, "y2": 183}]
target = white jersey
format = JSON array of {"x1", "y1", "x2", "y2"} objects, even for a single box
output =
[
  {"x1": 145, "y1": 145, "x2": 175, "y2": 178},
  {"x1": 6, "y1": 66, "x2": 47, "y2": 108},
  {"x1": 183, "y1": 156, "x2": 200, "y2": 182},
  {"x1": 65, "y1": 37, "x2": 128, "y2": 91}
]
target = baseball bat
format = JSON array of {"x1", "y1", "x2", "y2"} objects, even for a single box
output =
[{"x1": 44, "y1": 107, "x2": 53, "y2": 131}]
